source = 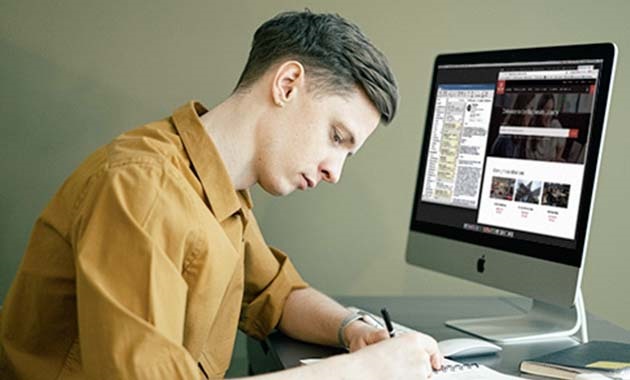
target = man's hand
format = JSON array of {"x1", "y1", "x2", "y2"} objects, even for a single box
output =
[
  {"x1": 345, "y1": 322, "x2": 443, "y2": 370},
  {"x1": 351, "y1": 331, "x2": 443, "y2": 378},
  {"x1": 344, "y1": 320, "x2": 389, "y2": 352},
  {"x1": 277, "y1": 287, "x2": 443, "y2": 377},
  {"x1": 253, "y1": 330, "x2": 443, "y2": 380}
]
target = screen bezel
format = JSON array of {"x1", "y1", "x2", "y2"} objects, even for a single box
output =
[{"x1": 409, "y1": 43, "x2": 616, "y2": 268}]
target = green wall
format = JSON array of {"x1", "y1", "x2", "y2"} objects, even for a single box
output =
[{"x1": 2, "y1": 0, "x2": 629, "y2": 337}]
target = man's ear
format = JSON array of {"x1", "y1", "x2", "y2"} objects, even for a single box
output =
[{"x1": 271, "y1": 60, "x2": 305, "y2": 107}]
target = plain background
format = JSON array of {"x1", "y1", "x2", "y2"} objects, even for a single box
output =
[{"x1": 2, "y1": 0, "x2": 629, "y2": 375}]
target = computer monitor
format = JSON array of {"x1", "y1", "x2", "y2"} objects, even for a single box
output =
[{"x1": 406, "y1": 43, "x2": 617, "y2": 343}]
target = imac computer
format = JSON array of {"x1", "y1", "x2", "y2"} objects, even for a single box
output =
[{"x1": 406, "y1": 43, "x2": 617, "y2": 343}]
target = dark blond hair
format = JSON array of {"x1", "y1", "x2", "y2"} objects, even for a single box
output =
[{"x1": 235, "y1": 10, "x2": 399, "y2": 124}]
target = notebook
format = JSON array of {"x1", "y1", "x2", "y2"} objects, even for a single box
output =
[
  {"x1": 300, "y1": 354, "x2": 523, "y2": 379},
  {"x1": 520, "y1": 341, "x2": 630, "y2": 379},
  {"x1": 434, "y1": 359, "x2": 524, "y2": 380}
]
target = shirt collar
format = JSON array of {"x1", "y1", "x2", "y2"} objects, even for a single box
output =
[{"x1": 171, "y1": 101, "x2": 252, "y2": 221}]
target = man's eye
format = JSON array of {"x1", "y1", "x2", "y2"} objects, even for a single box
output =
[{"x1": 333, "y1": 129, "x2": 343, "y2": 144}]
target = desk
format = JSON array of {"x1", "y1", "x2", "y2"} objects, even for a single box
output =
[{"x1": 247, "y1": 296, "x2": 630, "y2": 376}]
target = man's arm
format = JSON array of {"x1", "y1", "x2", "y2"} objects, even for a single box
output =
[
  {"x1": 277, "y1": 287, "x2": 387, "y2": 350},
  {"x1": 73, "y1": 164, "x2": 201, "y2": 379},
  {"x1": 268, "y1": 287, "x2": 443, "y2": 378},
  {"x1": 239, "y1": 331, "x2": 441, "y2": 380}
]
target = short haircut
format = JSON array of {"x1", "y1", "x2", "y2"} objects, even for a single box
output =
[{"x1": 235, "y1": 10, "x2": 399, "y2": 124}]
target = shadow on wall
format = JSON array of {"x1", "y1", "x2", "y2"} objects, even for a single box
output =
[{"x1": 0, "y1": 40, "x2": 145, "y2": 299}]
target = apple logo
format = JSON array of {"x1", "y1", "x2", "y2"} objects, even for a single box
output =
[{"x1": 477, "y1": 255, "x2": 486, "y2": 273}]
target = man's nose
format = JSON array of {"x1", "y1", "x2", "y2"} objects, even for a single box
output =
[{"x1": 319, "y1": 158, "x2": 345, "y2": 184}]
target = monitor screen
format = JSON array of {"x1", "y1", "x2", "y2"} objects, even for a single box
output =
[
  {"x1": 406, "y1": 43, "x2": 616, "y2": 341},
  {"x1": 410, "y1": 44, "x2": 616, "y2": 269}
]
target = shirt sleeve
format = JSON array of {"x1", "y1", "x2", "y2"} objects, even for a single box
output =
[
  {"x1": 238, "y1": 212, "x2": 309, "y2": 339},
  {"x1": 71, "y1": 161, "x2": 202, "y2": 379}
]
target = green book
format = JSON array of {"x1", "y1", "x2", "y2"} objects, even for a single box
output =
[{"x1": 520, "y1": 341, "x2": 630, "y2": 379}]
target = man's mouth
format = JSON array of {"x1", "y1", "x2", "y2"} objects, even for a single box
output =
[
  {"x1": 301, "y1": 174, "x2": 314, "y2": 189},
  {"x1": 304, "y1": 175, "x2": 314, "y2": 188}
]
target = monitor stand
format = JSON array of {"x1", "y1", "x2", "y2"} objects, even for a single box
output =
[{"x1": 445, "y1": 290, "x2": 588, "y2": 343}]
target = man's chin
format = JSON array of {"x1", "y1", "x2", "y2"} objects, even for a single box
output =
[{"x1": 258, "y1": 180, "x2": 293, "y2": 197}]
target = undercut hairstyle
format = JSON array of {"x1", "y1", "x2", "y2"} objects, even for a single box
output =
[{"x1": 235, "y1": 10, "x2": 399, "y2": 124}]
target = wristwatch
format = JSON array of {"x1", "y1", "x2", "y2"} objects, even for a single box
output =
[{"x1": 337, "y1": 311, "x2": 368, "y2": 350}]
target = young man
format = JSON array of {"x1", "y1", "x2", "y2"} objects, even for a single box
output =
[{"x1": 0, "y1": 10, "x2": 442, "y2": 379}]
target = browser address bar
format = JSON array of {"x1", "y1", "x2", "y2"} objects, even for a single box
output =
[{"x1": 499, "y1": 126, "x2": 579, "y2": 138}]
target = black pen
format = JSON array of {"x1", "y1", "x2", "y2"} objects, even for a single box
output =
[{"x1": 380, "y1": 308, "x2": 396, "y2": 338}]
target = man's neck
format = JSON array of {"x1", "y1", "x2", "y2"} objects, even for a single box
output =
[{"x1": 199, "y1": 93, "x2": 260, "y2": 191}]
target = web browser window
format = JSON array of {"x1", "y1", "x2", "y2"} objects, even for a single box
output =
[
  {"x1": 417, "y1": 59, "x2": 603, "y2": 248},
  {"x1": 478, "y1": 64, "x2": 598, "y2": 239}
]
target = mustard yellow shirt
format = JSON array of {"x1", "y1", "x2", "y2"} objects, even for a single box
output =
[{"x1": 0, "y1": 101, "x2": 308, "y2": 379}]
